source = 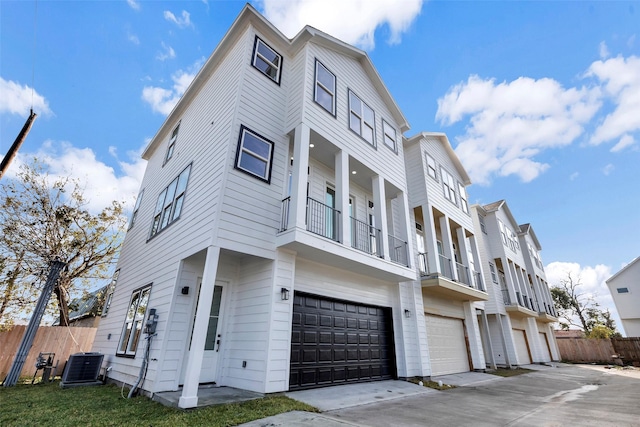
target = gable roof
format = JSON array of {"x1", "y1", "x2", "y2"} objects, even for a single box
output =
[
  {"x1": 519, "y1": 223, "x2": 542, "y2": 250},
  {"x1": 482, "y1": 199, "x2": 520, "y2": 228},
  {"x1": 404, "y1": 132, "x2": 471, "y2": 185},
  {"x1": 142, "y1": 3, "x2": 409, "y2": 160},
  {"x1": 606, "y1": 256, "x2": 640, "y2": 284}
]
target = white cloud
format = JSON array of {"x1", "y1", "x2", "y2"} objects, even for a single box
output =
[
  {"x1": 258, "y1": 0, "x2": 424, "y2": 50},
  {"x1": 436, "y1": 75, "x2": 600, "y2": 185},
  {"x1": 587, "y1": 55, "x2": 640, "y2": 146},
  {"x1": 569, "y1": 172, "x2": 579, "y2": 181},
  {"x1": 126, "y1": 0, "x2": 140, "y2": 11},
  {"x1": 141, "y1": 58, "x2": 205, "y2": 115},
  {"x1": 602, "y1": 163, "x2": 614, "y2": 175},
  {"x1": 545, "y1": 261, "x2": 623, "y2": 333},
  {"x1": 0, "y1": 77, "x2": 53, "y2": 117},
  {"x1": 610, "y1": 134, "x2": 636, "y2": 152},
  {"x1": 156, "y1": 42, "x2": 176, "y2": 61},
  {"x1": 127, "y1": 31, "x2": 140, "y2": 45},
  {"x1": 164, "y1": 10, "x2": 193, "y2": 29},
  {"x1": 598, "y1": 41, "x2": 610, "y2": 59},
  {"x1": 5, "y1": 140, "x2": 146, "y2": 214}
]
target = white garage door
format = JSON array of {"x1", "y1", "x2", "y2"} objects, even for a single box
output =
[
  {"x1": 425, "y1": 315, "x2": 470, "y2": 376},
  {"x1": 512, "y1": 329, "x2": 531, "y2": 365},
  {"x1": 539, "y1": 332, "x2": 552, "y2": 362}
]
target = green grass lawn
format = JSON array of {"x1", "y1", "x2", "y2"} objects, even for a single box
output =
[{"x1": 0, "y1": 381, "x2": 317, "y2": 427}]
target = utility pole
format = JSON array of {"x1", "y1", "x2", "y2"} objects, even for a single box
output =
[
  {"x1": 2, "y1": 260, "x2": 66, "y2": 387},
  {"x1": 0, "y1": 109, "x2": 37, "y2": 179}
]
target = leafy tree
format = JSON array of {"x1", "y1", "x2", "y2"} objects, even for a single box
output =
[
  {"x1": 551, "y1": 272, "x2": 619, "y2": 337},
  {"x1": 0, "y1": 160, "x2": 126, "y2": 328}
]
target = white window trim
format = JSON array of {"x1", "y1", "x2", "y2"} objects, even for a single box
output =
[
  {"x1": 348, "y1": 89, "x2": 376, "y2": 147},
  {"x1": 426, "y1": 154, "x2": 437, "y2": 180},
  {"x1": 234, "y1": 125, "x2": 275, "y2": 183},
  {"x1": 458, "y1": 182, "x2": 469, "y2": 214},
  {"x1": 164, "y1": 123, "x2": 180, "y2": 165},
  {"x1": 117, "y1": 285, "x2": 151, "y2": 357},
  {"x1": 382, "y1": 120, "x2": 397, "y2": 153},
  {"x1": 252, "y1": 36, "x2": 282, "y2": 84},
  {"x1": 441, "y1": 167, "x2": 457, "y2": 205},
  {"x1": 314, "y1": 59, "x2": 336, "y2": 116}
]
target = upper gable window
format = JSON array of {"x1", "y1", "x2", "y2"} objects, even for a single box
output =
[
  {"x1": 478, "y1": 214, "x2": 487, "y2": 234},
  {"x1": 252, "y1": 37, "x2": 282, "y2": 84},
  {"x1": 235, "y1": 125, "x2": 275, "y2": 183},
  {"x1": 348, "y1": 90, "x2": 375, "y2": 146},
  {"x1": 165, "y1": 123, "x2": 179, "y2": 164},
  {"x1": 441, "y1": 167, "x2": 457, "y2": 204},
  {"x1": 128, "y1": 189, "x2": 144, "y2": 230},
  {"x1": 314, "y1": 59, "x2": 336, "y2": 115},
  {"x1": 458, "y1": 183, "x2": 469, "y2": 214},
  {"x1": 150, "y1": 164, "x2": 192, "y2": 237},
  {"x1": 426, "y1": 154, "x2": 437, "y2": 180},
  {"x1": 617, "y1": 287, "x2": 629, "y2": 293},
  {"x1": 383, "y1": 120, "x2": 397, "y2": 153}
]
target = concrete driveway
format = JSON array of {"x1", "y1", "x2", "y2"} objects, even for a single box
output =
[{"x1": 240, "y1": 364, "x2": 640, "y2": 427}]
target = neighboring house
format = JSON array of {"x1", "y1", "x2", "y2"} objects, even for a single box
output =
[
  {"x1": 404, "y1": 132, "x2": 490, "y2": 375},
  {"x1": 606, "y1": 256, "x2": 640, "y2": 337},
  {"x1": 472, "y1": 201, "x2": 560, "y2": 366},
  {"x1": 55, "y1": 286, "x2": 106, "y2": 328}
]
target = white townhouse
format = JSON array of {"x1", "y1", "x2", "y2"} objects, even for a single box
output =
[
  {"x1": 93, "y1": 4, "x2": 425, "y2": 408},
  {"x1": 606, "y1": 256, "x2": 640, "y2": 337},
  {"x1": 472, "y1": 201, "x2": 560, "y2": 366},
  {"x1": 403, "y1": 133, "x2": 491, "y2": 376}
]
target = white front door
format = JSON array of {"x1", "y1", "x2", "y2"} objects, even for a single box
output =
[{"x1": 200, "y1": 282, "x2": 225, "y2": 383}]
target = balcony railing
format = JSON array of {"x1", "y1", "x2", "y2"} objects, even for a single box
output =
[
  {"x1": 351, "y1": 216, "x2": 381, "y2": 256},
  {"x1": 419, "y1": 252, "x2": 484, "y2": 291},
  {"x1": 439, "y1": 254, "x2": 453, "y2": 279},
  {"x1": 279, "y1": 197, "x2": 291, "y2": 232},
  {"x1": 306, "y1": 197, "x2": 341, "y2": 242},
  {"x1": 455, "y1": 262, "x2": 470, "y2": 286},
  {"x1": 472, "y1": 271, "x2": 484, "y2": 292},
  {"x1": 502, "y1": 288, "x2": 511, "y2": 305},
  {"x1": 388, "y1": 235, "x2": 408, "y2": 266}
]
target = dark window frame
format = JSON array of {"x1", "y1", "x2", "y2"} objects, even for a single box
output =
[
  {"x1": 251, "y1": 36, "x2": 282, "y2": 85},
  {"x1": 149, "y1": 163, "x2": 192, "y2": 239},
  {"x1": 382, "y1": 119, "x2": 397, "y2": 153},
  {"x1": 348, "y1": 89, "x2": 376, "y2": 148},
  {"x1": 116, "y1": 284, "x2": 152, "y2": 357},
  {"x1": 234, "y1": 125, "x2": 275, "y2": 184},
  {"x1": 314, "y1": 59, "x2": 336, "y2": 116}
]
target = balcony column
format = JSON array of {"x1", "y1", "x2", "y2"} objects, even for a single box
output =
[
  {"x1": 421, "y1": 204, "x2": 439, "y2": 275},
  {"x1": 290, "y1": 123, "x2": 310, "y2": 230},
  {"x1": 439, "y1": 215, "x2": 457, "y2": 280},
  {"x1": 399, "y1": 191, "x2": 413, "y2": 268},
  {"x1": 372, "y1": 175, "x2": 389, "y2": 259},
  {"x1": 335, "y1": 149, "x2": 350, "y2": 246},
  {"x1": 456, "y1": 226, "x2": 471, "y2": 284},
  {"x1": 468, "y1": 235, "x2": 485, "y2": 290},
  {"x1": 503, "y1": 259, "x2": 518, "y2": 305}
]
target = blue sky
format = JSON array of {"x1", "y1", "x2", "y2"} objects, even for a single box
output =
[{"x1": 1, "y1": 1, "x2": 639, "y2": 332}]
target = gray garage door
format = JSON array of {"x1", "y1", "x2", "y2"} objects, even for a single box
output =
[{"x1": 289, "y1": 292, "x2": 395, "y2": 390}]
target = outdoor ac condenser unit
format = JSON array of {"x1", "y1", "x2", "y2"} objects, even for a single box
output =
[{"x1": 60, "y1": 352, "x2": 104, "y2": 387}]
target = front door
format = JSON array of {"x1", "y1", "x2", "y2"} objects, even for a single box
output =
[{"x1": 200, "y1": 282, "x2": 225, "y2": 383}]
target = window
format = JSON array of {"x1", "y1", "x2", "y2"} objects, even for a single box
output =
[
  {"x1": 348, "y1": 90, "x2": 375, "y2": 146},
  {"x1": 426, "y1": 154, "x2": 437, "y2": 180},
  {"x1": 150, "y1": 164, "x2": 192, "y2": 237},
  {"x1": 117, "y1": 285, "x2": 151, "y2": 356},
  {"x1": 458, "y1": 183, "x2": 469, "y2": 214},
  {"x1": 252, "y1": 37, "x2": 282, "y2": 84},
  {"x1": 617, "y1": 287, "x2": 629, "y2": 293},
  {"x1": 235, "y1": 126, "x2": 275, "y2": 183},
  {"x1": 489, "y1": 263, "x2": 498, "y2": 283},
  {"x1": 314, "y1": 59, "x2": 336, "y2": 115},
  {"x1": 164, "y1": 123, "x2": 180, "y2": 164},
  {"x1": 101, "y1": 269, "x2": 119, "y2": 317},
  {"x1": 128, "y1": 189, "x2": 144, "y2": 230},
  {"x1": 382, "y1": 120, "x2": 397, "y2": 152},
  {"x1": 478, "y1": 214, "x2": 487, "y2": 234},
  {"x1": 441, "y1": 167, "x2": 457, "y2": 204}
]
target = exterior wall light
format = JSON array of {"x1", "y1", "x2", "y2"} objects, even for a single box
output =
[
  {"x1": 404, "y1": 309, "x2": 411, "y2": 318},
  {"x1": 281, "y1": 287, "x2": 290, "y2": 300}
]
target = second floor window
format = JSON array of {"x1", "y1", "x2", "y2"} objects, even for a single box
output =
[
  {"x1": 235, "y1": 126, "x2": 275, "y2": 183},
  {"x1": 348, "y1": 90, "x2": 375, "y2": 146},
  {"x1": 383, "y1": 120, "x2": 397, "y2": 153},
  {"x1": 458, "y1": 183, "x2": 469, "y2": 214},
  {"x1": 426, "y1": 154, "x2": 437, "y2": 180},
  {"x1": 150, "y1": 164, "x2": 192, "y2": 237},
  {"x1": 252, "y1": 37, "x2": 282, "y2": 84},
  {"x1": 165, "y1": 123, "x2": 180, "y2": 164},
  {"x1": 441, "y1": 167, "x2": 457, "y2": 204},
  {"x1": 314, "y1": 60, "x2": 336, "y2": 115}
]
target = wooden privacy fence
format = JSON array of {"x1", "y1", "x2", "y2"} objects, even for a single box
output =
[
  {"x1": 0, "y1": 325, "x2": 97, "y2": 380},
  {"x1": 557, "y1": 337, "x2": 640, "y2": 365}
]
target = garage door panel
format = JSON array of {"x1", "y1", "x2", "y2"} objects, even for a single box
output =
[
  {"x1": 425, "y1": 315, "x2": 470, "y2": 376},
  {"x1": 289, "y1": 292, "x2": 395, "y2": 390},
  {"x1": 513, "y1": 329, "x2": 531, "y2": 365}
]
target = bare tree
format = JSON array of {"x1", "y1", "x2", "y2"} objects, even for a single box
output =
[
  {"x1": 0, "y1": 160, "x2": 126, "y2": 328},
  {"x1": 551, "y1": 272, "x2": 618, "y2": 337}
]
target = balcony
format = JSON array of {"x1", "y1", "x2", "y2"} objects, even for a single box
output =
[
  {"x1": 537, "y1": 301, "x2": 558, "y2": 322},
  {"x1": 418, "y1": 252, "x2": 488, "y2": 301},
  {"x1": 277, "y1": 196, "x2": 415, "y2": 282},
  {"x1": 503, "y1": 290, "x2": 538, "y2": 318}
]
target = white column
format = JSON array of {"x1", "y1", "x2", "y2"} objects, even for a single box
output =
[
  {"x1": 372, "y1": 175, "x2": 389, "y2": 259},
  {"x1": 290, "y1": 124, "x2": 310, "y2": 230},
  {"x1": 456, "y1": 226, "x2": 470, "y2": 284},
  {"x1": 335, "y1": 150, "x2": 350, "y2": 246},
  {"x1": 496, "y1": 314, "x2": 513, "y2": 368},
  {"x1": 399, "y1": 191, "x2": 413, "y2": 268},
  {"x1": 422, "y1": 204, "x2": 439, "y2": 275},
  {"x1": 480, "y1": 310, "x2": 497, "y2": 369},
  {"x1": 524, "y1": 317, "x2": 542, "y2": 362},
  {"x1": 439, "y1": 215, "x2": 455, "y2": 280},
  {"x1": 503, "y1": 259, "x2": 517, "y2": 305},
  {"x1": 463, "y1": 301, "x2": 485, "y2": 370},
  {"x1": 179, "y1": 246, "x2": 221, "y2": 409},
  {"x1": 468, "y1": 235, "x2": 485, "y2": 290}
]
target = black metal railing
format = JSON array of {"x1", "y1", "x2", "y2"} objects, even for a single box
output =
[
  {"x1": 455, "y1": 261, "x2": 470, "y2": 286},
  {"x1": 439, "y1": 254, "x2": 453, "y2": 280},
  {"x1": 306, "y1": 197, "x2": 341, "y2": 242},
  {"x1": 279, "y1": 197, "x2": 290, "y2": 232},
  {"x1": 502, "y1": 288, "x2": 511, "y2": 305},
  {"x1": 473, "y1": 271, "x2": 484, "y2": 291},
  {"x1": 388, "y1": 235, "x2": 408, "y2": 266},
  {"x1": 351, "y1": 216, "x2": 381, "y2": 255}
]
